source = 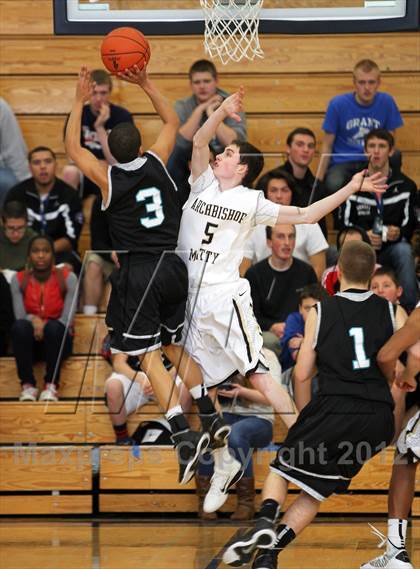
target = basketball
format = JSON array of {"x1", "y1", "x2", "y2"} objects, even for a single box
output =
[{"x1": 100, "y1": 27, "x2": 151, "y2": 74}]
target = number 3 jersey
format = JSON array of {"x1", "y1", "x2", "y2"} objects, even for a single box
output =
[
  {"x1": 314, "y1": 290, "x2": 396, "y2": 405},
  {"x1": 177, "y1": 166, "x2": 280, "y2": 289},
  {"x1": 103, "y1": 151, "x2": 180, "y2": 256}
]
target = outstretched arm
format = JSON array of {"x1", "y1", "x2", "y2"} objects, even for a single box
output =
[
  {"x1": 117, "y1": 65, "x2": 179, "y2": 164},
  {"x1": 65, "y1": 67, "x2": 109, "y2": 202},
  {"x1": 272, "y1": 169, "x2": 388, "y2": 226},
  {"x1": 191, "y1": 87, "x2": 244, "y2": 181}
]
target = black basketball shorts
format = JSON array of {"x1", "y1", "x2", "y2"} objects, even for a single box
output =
[
  {"x1": 270, "y1": 395, "x2": 394, "y2": 501},
  {"x1": 106, "y1": 252, "x2": 188, "y2": 355}
]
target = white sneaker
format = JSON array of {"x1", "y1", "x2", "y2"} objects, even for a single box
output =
[
  {"x1": 203, "y1": 454, "x2": 243, "y2": 513},
  {"x1": 360, "y1": 524, "x2": 413, "y2": 569},
  {"x1": 39, "y1": 383, "x2": 59, "y2": 402},
  {"x1": 19, "y1": 385, "x2": 38, "y2": 402}
]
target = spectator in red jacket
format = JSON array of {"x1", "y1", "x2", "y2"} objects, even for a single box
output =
[{"x1": 10, "y1": 235, "x2": 77, "y2": 402}]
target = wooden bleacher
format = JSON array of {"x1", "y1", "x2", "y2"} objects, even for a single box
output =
[{"x1": 1, "y1": 0, "x2": 419, "y2": 516}]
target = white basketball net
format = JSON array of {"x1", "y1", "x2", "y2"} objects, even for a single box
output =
[{"x1": 200, "y1": 0, "x2": 264, "y2": 65}]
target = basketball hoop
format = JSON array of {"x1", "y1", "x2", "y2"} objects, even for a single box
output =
[{"x1": 200, "y1": 0, "x2": 264, "y2": 65}]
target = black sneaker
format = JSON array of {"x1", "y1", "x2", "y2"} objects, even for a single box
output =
[
  {"x1": 222, "y1": 518, "x2": 276, "y2": 567},
  {"x1": 200, "y1": 412, "x2": 231, "y2": 449},
  {"x1": 171, "y1": 429, "x2": 210, "y2": 485},
  {"x1": 252, "y1": 548, "x2": 278, "y2": 569}
]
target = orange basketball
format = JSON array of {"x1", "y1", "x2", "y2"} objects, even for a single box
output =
[{"x1": 101, "y1": 27, "x2": 151, "y2": 74}]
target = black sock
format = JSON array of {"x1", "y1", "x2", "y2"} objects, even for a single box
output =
[
  {"x1": 113, "y1": 422, "x2": 129, "y2": 442},
  {"x1": 195, "y1": 394, "x2": 217, "y2": 415},
  {"x1": 259, "y1": 499, "x2": 281, "y2": 524},
  {"x1": 273, "y1": 524, "x2": 296, "y2": 552},
  {"x1": 168, "y1": 413, "x2": 190, "y2": 434}
]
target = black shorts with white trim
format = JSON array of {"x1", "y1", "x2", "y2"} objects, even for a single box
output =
[
  {"x1": 106, "y1": 252, "x2": 188, "y2": 355},
  {"x1": 270, "y1": 394, "x2": 394, "y2": 501}
]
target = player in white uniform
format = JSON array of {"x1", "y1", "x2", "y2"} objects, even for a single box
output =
[{"x1": 177, "y1": 87, "x2": 388, "y2": 513}]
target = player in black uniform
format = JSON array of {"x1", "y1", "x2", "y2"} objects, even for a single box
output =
[
  {"x1": 65, "y1": 66, "x2": 230, "y2": 485},
  {"x1": 223, "y1": 240, "x2": 398, "y2": 568}
]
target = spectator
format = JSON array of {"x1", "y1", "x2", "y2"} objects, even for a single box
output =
[
  {"x1": 82, "y1": 194, "x2": 114, "y2": 315},
  {"x1": 62, "y1": 69, "x2": 133, "y2": 200},
  {"x1": 195, "y1": 349, "x2": 281, "y2": 521},
  {"x1": 104, "y1": 352, "x2": 154, "y2": 445},
  {"x1": 6, "y1": 146, "x2": 83, "y2": 274},
  {"x1": 280, "y1": 284, "x2": 328, "y2": 372},
  {"x1": 167, "y1": 59, "x2": 247, "y2": 195},
  {"x1": 241, "y1": 168, "x2": 328, "y2": 280},
  {"x1": 371, "y1": 267, "x2": 408, "y2": 315},
  {"x1": 321, "y1": 225, "x2": 372, "y2": 296},
  {"x1": 0, "y1": 201, "x2": 37, "y2": 274},
  {"x1": 245, "y1": 224, "x2": 318, "y2": 354},
  {"x1": 281, "y1": 127, "x2": 328, "y2": 238},
  {"x1": 0, "y1": 272, "x2": 14, "y2": 356},
  {"x1": 0, "y1": 98, "x2": 30, "y2": 207},
  {"x1": 10, "y1": 235, "x2": 77, "y2": 402},
  {"x1": 338, "y1": 129, "x2": 417, "y2": 310},
  {"x1": 319, "y1": 59, "x2": 403, "y2": 195}
]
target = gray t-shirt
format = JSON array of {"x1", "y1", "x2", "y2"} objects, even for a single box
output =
[{"x1": 174, "y1": 87, "x2": 247, "y2": 154}]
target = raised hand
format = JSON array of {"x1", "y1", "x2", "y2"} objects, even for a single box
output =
[
  {"x1": 94, "y1": 103, "x2": 111, "y2": 129},
  {"x1": 220, "y1": 86, "x2": 245, "y2": 123},
  {"x1": 349, "y1": 170, "x2": 388, "y2": 195},
  {"x1": 117, "y1": 64, "x2": 148, "y2": 87},
  {"x1": 76, "y1": 66, "x2": 94, "y2": 103}
]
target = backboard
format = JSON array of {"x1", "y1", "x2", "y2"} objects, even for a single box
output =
[{"x1": 54, "y1": 0, "x2": 419, "y2": 35}]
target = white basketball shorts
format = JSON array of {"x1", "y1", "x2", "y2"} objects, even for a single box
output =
[{"x1": 180, "y1": 279, "x2": 269, "y2": 387}]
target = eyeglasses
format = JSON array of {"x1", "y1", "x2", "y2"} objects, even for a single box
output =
[{"x1": 4, "y1": 225, "x2": 26, "y2": 234}]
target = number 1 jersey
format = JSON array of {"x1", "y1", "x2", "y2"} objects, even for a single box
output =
[
  {"x1": 177, "y1": 166, "x2": 280, "y2": 289},
  {"x1": 103, "y1": 151, "x2": 180, "y2": 256}
]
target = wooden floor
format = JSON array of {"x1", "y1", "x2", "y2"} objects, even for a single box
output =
[{"x1": 0, "y1": 518, "x2": 418, "y2": 569}]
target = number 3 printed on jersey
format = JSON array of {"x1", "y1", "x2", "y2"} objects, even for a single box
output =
[{"x1": 136, "y1": 187, "x2": 165, "y2": 228}]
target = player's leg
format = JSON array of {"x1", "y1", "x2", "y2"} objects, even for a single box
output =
[
  {"x1": 223, "y1": 471, "x2": 288, "y2": 566},
  {"x1": 250, "y1": 371, "x2": 298, "y2": 428},
  {"x1": 163, "y1": 343, "x2": 230, "y2": 445},
  {"x1": 82, "y1": 254, "x2": 105, "y2": 315},
  {"x1": 140, "y1": 348, "x2": 210, "y2": 484},
  {"x1": 360, "y1": 409, "x2": 419, "y2": 569}
]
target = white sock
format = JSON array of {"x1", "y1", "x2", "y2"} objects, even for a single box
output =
[
  {"x1": 83, "y1": 305, "x2": 98, "y2": 315},
  {"x1": 189, "y1": 384, "x2": 208, "y2": 400},
  {"x1": 165, "y1": 404, "x2": 183, "y2": 421},
  {"x1": 387, "y1": 518, "x2": 407, "y2": 551}
]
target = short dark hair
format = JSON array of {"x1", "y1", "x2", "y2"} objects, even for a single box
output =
[
  {"x1": 256, "y1": 167, "x2": 296, "y2": 199},
  {"x1": 91, "y1": 69, "x2": 112, "y2": 91},
  {"x1": 336, "y1": 225, "x2": 370, "y2": 250},
  {"x1": 286, "y1": 127, "x2": 316, "y2": 147},
  {"x1": 108, "y1": 123, "x2": 141, "y2": 163},
  {"x1": 188, "y1": 59, "x2": 218, "y2": 80},
  {"x1": 364, "y1": 128, "x2": 394, "y2": 150},
  {"x1": 299, "y1": 284, "x2": 328, "y2": 305},
  {"x1": 28, "y1": 146, "x2": 56, "y2": 162},
  {"x1": 233, "y1": 140, "x2": 264, "y2": 188},
  {"x1": 2, "y1": 200, "x2": 28, "y2": 222},
  {"x1": 371, "y1": 266, "x2": 400, "y2": 288},
  {"x1": 338, "y1": 241, "x2": 376, "y2": 284},
  {"x1": 27, "y1": 234, "x2": 55, "y2": 257}
]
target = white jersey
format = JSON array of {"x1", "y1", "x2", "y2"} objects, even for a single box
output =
[
  {"x1": 177, "y1": 166, "x2": 279, "y2": 289},
  {"x1": 244, "y1": 221, "x2": 328, "y2": 265}
]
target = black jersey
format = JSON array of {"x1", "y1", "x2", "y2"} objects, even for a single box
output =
[
  {"x1": 104, "y1": 151, "x2": 180, "y2": 256},
  {"x1": 315, "y1": 289, "x2": 396, "y2": 405}
]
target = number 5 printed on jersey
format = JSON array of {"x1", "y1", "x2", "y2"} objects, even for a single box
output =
[{"x1": 136, "y1": 187, "x2": 165, "y2": 228}]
